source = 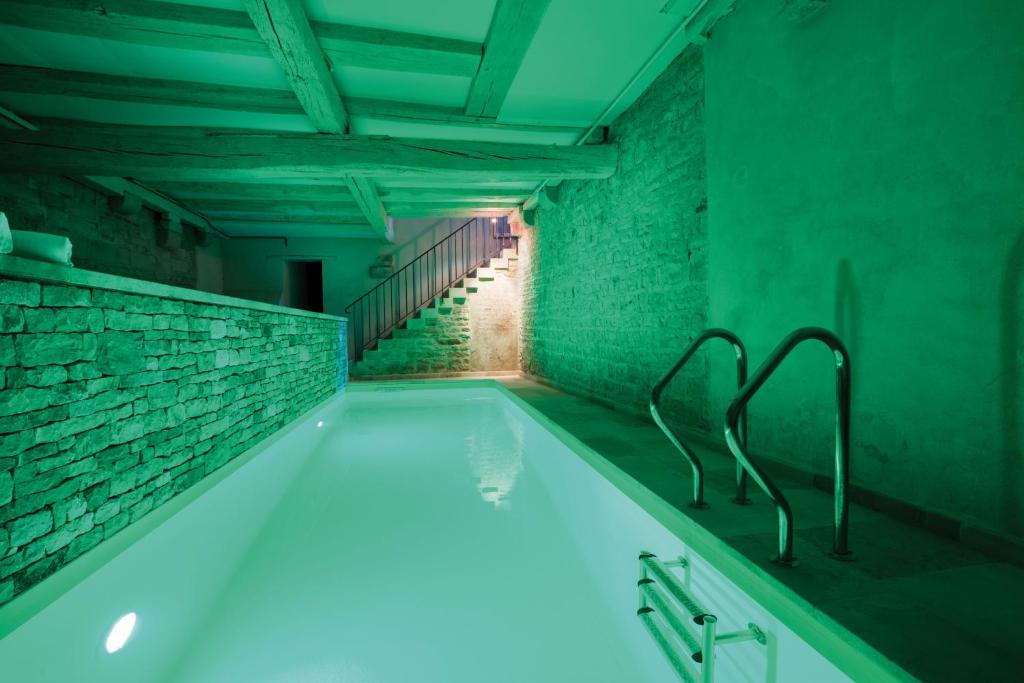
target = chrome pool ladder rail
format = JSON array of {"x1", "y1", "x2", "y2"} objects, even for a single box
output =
[
  {"x1": 723, "y1": 326, "x2": 854, "y2": 566},
  {"x1": 650, "y1": 329, "x2": 751, "y2": 508},
  {"x1": 637, "y1": 551, "x2": 766, "y2": 683}
]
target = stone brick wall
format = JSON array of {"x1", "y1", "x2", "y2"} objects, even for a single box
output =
[
  {"x1": 0, "y1": 174, "x2": 210, "y2": 290},
  {"x1": 351, "y1": 261, "x2": 520, "y2": 377},
  {"x1": 0, "y1": 265, "x2": 345, "y2": 605},
  {"x1": 519, "y1": 46, "x2": 710, "y2": 423}
]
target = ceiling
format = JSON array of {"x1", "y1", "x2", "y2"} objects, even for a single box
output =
[{"x1": 0, "y1": 0, "x2": 703, "y2": 239}]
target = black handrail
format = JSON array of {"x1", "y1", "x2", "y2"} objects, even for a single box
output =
[
  {"x1": 650, "y1": 329, "x2": 749, "y2": 509},
  {"x1": 723, "y1": 326, "x2": 853, "y2": 566},
  {"x1": 344, "y1": 217, "x2": 517, "y2": 360}
]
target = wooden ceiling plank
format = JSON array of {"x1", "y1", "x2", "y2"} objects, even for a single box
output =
[
  {"x1": 464, "y1": 0, "x2": 552, "y2": 118},
  {"x1": 0, "y1": 64, "x2": 582, "y2": 136},
  {"x1": 188, "y1": 198, "x2": 358, "y2": 212},
  {"x1": 0, "y1": 0, "x2": 481, "y2": 77},
  {"x1": 346, "y1": 97, "x2": 581, "y2": 135},
  {"x1": 152, "y1": 181, "x2": 351, "y2": 202},
  {"x1": 0, "y1": 63, "x2": 300, "y2": 115},
  {"x1": 0, "y1": 126, "x2": 618, "y2": 181}
]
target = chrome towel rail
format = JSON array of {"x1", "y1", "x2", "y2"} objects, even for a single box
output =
[
  {"x1": 650, "y1": 329, "x2": 750, "y2": 508},
  {"x1": 723, "y1": 327, "x2": 854, "y2": 566},
  {"x1": 637, "y1": 551, "x2": 766, "y2": 683}
]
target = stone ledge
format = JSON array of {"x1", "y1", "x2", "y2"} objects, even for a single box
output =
[{"x1": 0, "y1": 255, "x2": 344, "y2": 323}]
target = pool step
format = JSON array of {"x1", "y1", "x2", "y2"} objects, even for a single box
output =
[
  {"x1": 446, "y1": 287, "x2": 468, "y2": 302},
  {"x1": 475, "y1": 267, "x2": 496, "y2": 281}
]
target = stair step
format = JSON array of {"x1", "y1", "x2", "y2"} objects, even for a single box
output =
[
  {"x1": 501, "y1": 247, "x2": 519, "y2": 261},
  {"x1": 461, "y1": 277, "x2": 479, "y2": 292},
  {"x1": 392, "y1": 326, "x2": 423, "y2": 339},
  {"x1": 447, "y1": 287, "x2": 468, "y2": 301},
  {"x1": 476, "y1": 267, "x2": 496, "y2": 281},
  {"x1": 491, "y1": 258, "x2": 509, "y2": 270},
  {"x1": 417, "y1": 307, "x2": 439, "y2": 320},
  {"x1": 434, "y1": 297, "x2": 455, "y2": 313}
]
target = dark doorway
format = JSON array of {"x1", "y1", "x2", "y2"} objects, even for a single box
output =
[{"x1": 282, "y1": 260, "x2": 324, "y2": 313}]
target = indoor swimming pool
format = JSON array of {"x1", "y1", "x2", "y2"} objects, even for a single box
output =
[{"x1": 0, "y1": 383, "x2": 904, "y2": 682}]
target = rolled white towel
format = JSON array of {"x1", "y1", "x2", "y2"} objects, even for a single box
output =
[
  {"x1": 0, "y1": 212, "x2": 11, "y2": 254},
  {"x1": 10, "y1": 230, "x2": 74, "y2": 266}
]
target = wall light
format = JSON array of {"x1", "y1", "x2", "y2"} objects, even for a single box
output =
[
  {"x1": 490, "y1": 218, "x2": 497, "y2": 224},
  {"x1": 105, "y1": 612, "x2": 137, "y2": 653}
]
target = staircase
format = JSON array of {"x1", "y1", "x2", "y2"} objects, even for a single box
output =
[
  {"x1": 345, "y1": 216, "x2": 518, "y2": 376},
  {"x1": 350, "y1": 247, "x2": 519, "y2": 377}
]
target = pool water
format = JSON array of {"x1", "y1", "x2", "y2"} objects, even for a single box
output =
[{"x1": 0, "y1": 384, "x2": 889, "y2": 682}]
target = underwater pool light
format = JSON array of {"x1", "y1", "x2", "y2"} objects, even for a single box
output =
[
  {"x1": 105, "y1": 612, "x2": 137, "y2": 653},
  {"x1": 317, "y1": 420, "x2": 324, "y2": 428}
]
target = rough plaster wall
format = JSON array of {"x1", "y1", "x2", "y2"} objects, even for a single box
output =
[
  {"x1": 519, "y1": 47, "x2": 710, "y2": 422},
  {"x1": 704, "y1": 0, "x2": 1024, "y2": 535},
  {"x1": 0, "y1": 275, "x2": 345, "y2": 605},
  {"x1": 0, "y1": 174, "x2": 221, "y2": 291},
  {"x1": 351, "y1": 264, "x2": 520, "y2": 377}
]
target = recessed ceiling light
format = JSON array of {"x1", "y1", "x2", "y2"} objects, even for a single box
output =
[{"x1": 105, "y1": 612, "x2": 137, "y2": 653}]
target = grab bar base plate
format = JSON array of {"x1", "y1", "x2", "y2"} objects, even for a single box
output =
[{"x1": 829, "y1": 549, "x2": 856, "y2": 562}]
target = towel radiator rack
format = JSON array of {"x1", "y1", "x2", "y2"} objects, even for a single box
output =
[
  {"x1": 650, "y1": 329, "x2": 751, "y2": 508},
  {"x1": 637, "y1": 551, "x2": 765, "y2": 683},
  {"x1": 723, "y1": 327, "x2": 854, "y2": 566}
]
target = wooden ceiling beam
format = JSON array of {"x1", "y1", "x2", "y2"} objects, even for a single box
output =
[
  {"x1": 0, "y1": 126, "x2": 618, "y2": 180},
  {"x1": 0, "y1": 64, "x2": 300, "y2": 115},
  {"x1": 379, "y1": 187, "x2": 530, "y2": 203},
  {"x1": 0, "y1": 104, "x2": 217, "y2": 234},
  {"x1": 242, "y1": 0, "x2": 348, "y2": 134},
  {"x1": 0, "y1": 64, "x2": 584, "y2": 136},
  {"x1": 0, "y1": 0, "x2": 480, "y2": 77},
  {"x1": 242, "y1": 0, "x2": 392, "y2": 240},
  {"x1": 385, "y1": 204, "x2": 516, "y2": 217},
  {"x1": 464, "y1": 0, "x2": 552, "y2": 117}
]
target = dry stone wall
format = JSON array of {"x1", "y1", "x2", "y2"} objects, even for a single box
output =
[
  {"x1": 519, "y1": 46, "x2": 710, "y2": 423},
  {"x1": 0, "y1": 268, "x2": 345, "y2": 606},
  {"x1": 0, "y1": 174, "x2": 206, "y2": 289}
]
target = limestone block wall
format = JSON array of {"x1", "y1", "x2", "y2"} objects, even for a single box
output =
[
  {"x1": 519, "y1": 46, "x2": 710, "y2": 423},
  {"x1": 0, "y1": 256, "x2": 345, "y2": 606},
  {"x1": 0, "y1": 174, "x2": 222, "y2": 292}
]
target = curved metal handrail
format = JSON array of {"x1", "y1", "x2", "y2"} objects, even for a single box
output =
[
  {"x1": 723, "y1": 326, "x2": 853, "y2": 566},
  {"x1": 651, "y1": 329, "x2": 749, "y2": 509}
]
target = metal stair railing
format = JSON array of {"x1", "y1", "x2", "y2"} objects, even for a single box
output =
[
  {"x1": 650, "y1": 329, "x2": 751, "y2": 509},
  {"x1": 637, "y1": 551, "x2": 766, "y2": 683},
  {"x1": 723, "y1": 327, "x2": 854, "y2": 566},
  {"x1": 344, "y1": 217, "x2": 516, "y2": 360}
]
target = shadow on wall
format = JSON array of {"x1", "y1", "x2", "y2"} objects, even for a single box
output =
[{"x1": 1001, "y1": 228, "x2": 1024, "y2": 534}]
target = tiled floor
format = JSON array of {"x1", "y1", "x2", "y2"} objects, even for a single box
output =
[{"x1": 498, "y1": 376, "x2": 1024, "y2": 683}]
